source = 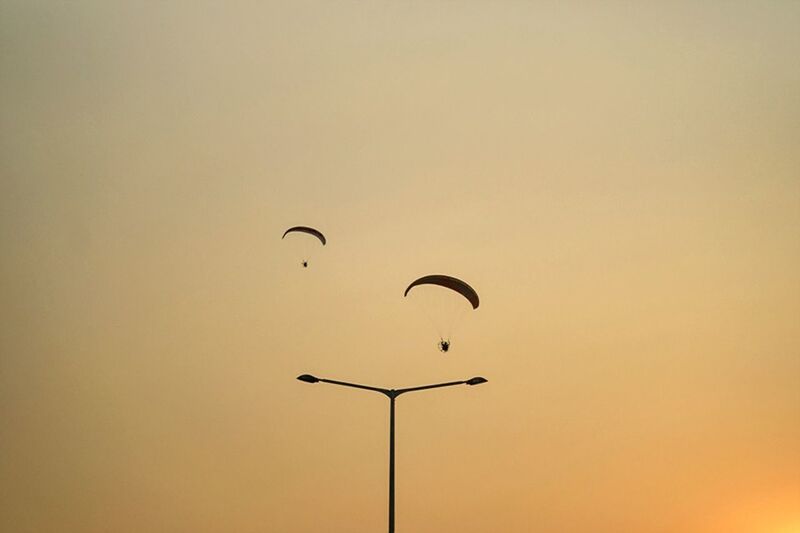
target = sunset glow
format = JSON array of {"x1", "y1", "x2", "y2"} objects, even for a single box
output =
[{"x1": 2, "y1": 2, "x2": 798, "y2": 532}]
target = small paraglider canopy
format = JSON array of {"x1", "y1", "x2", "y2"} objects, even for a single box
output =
[
  {"x1": 282, "y1": 226, "x2": 326, "y2": 268},
  {"x1": 282, "y1": 226, "x2": 326, "y2": 245},
  {"x1": 403, "y1": 274, "x2": 479, "y2": 309}
]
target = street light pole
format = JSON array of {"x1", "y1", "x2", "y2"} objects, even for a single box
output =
[
  {"x1": 296, "y1": 374, "x2": 487, "y2": 533},
  {"x1": 389, "y1": 392, "x2": 395, "y2": 533}
]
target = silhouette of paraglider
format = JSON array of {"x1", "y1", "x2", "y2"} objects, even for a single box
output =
[
  {"x1": 404, "y1": 274, "x2": 479, "y2": 352},
  {"x1": 282, "y1": 226, "x2": 326, "y2": 268}
]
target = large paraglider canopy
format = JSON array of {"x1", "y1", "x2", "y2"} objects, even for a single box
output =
[
  {"x1": 282, "y1": 226, "x2": 326, "y2": 245},
  {"x1": 404, "y1": 274, "x2": 479, "y2": 352},
  {"x1": 403, "y1": 275, "x2": 479, "y2": 309}
]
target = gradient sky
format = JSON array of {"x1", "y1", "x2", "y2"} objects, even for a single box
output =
[{"x1": 2, "y1": 2, "x2": 799, "y2": 532}]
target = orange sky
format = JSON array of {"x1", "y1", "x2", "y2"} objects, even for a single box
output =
[{"x1": 2, "y1": 2, "x2": 799, "y2": 532}]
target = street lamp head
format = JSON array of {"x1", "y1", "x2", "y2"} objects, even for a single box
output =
[
  {"x1": 297, "y1": 374, "x2": 320, "y2": 384},
  {"x1": 465, "y1": 377, "x2": 488, "y2": 386}
]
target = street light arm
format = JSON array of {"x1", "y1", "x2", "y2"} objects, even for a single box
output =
[
  {"x1": 394, "y1": 380, "x2": 467, "y2": 396},
  {"x1": 318, "y1": 378, "x2": 392, "y2": 396}
]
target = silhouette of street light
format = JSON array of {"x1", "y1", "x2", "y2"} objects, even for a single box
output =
[{"x1": 296, "y1": 374, "x2": 487, "y2": 533}]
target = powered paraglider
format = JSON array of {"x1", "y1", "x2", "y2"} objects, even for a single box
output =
[{"x1": 404, "y1": 274, "x2": 479, "y2": 352}]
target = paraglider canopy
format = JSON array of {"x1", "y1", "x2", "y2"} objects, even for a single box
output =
[
  {"x1": 404, "y1": 274, "x2": 479, "y2": 352},
  {"x1": 403, "y1": 274, "x2": 479, "y2": 309},
  {"x1": 282, "y1": 226, "x2": 326, "y2": 245}
]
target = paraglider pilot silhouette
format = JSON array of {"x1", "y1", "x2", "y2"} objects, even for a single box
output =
[
  {"x1": 282, "y1": 226, "x2": 326, "y2": 268},
  {"x1": 404, "y1": 274, "x2": 479, "y2": 353}
]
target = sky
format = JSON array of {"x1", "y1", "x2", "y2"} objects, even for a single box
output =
[{"x1": 1, "y1": 2, "x2": 799, "y2": 532}]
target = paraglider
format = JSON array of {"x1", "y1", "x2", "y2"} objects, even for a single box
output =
[
  {"x1": 282, "y1": 226, "x2": 326, "y2": 268},
  {"x1": 404, "y1": 274, "x2": 479, "y2": 352}
]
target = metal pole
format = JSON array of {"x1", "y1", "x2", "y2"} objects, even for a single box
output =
[
  {"x1": 297, "y1": 375, "x2": 486, "y2": 532},
  {"x1": 388, "y1": 392, "x2": 395, "y2": 533}
]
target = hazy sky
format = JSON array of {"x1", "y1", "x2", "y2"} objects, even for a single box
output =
[{"x1": 2, "y1": 2, "x2": 799, "y2": 532}]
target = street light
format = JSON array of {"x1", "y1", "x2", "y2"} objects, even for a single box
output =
[{"x1": 296, "y1": 373, "x2": 487, "y2": 533}]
